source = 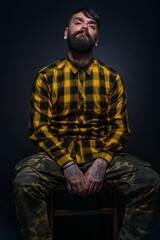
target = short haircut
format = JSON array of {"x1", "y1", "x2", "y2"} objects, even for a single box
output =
[{"x1": 68, "y1": 7, "x2": 100, "y2": 31}]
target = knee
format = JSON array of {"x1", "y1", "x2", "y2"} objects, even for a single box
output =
[
  {"x1": 13, "y1": 168, "x2": 46, "y2": 200},
  {"x1": 140, "y1": 168, "x2": 160, "y2": 190},
  {"x1": 14, "y1": 168, "x2": 39, "y2": 189},
  {"x1": 151, "y1": 171, "x2": 160, "y2": 191}
]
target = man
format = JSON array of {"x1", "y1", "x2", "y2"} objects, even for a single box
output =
[{"x1": 14, "y1": 7, "x2": 159, "y2": 240}]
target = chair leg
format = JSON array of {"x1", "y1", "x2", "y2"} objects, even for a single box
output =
[
  {"x1": 49, "y1": 186, "x2": 119, "y2": 240},
  {"x1": 97, "y1": 191, "x2": 106, "y2": 239},
  {"x1": 49, "y1": 191, "x2": 55, "y2": 240},
  {"x1": 113, "y1": 189, "x2": 119, "y2": 240}
]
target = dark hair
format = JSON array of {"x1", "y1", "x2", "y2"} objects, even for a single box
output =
[{"x1": 69, "y1": 7, "x2": 100, "y2": 31}]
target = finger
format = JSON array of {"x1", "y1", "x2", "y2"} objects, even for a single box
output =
[
  {"x1": 71, "y1": 183, "x2": 77, "y2": 194},
  {"x1": 91, "y1": 180, "x2": 102, "y2": 192},
  {"x1": 82, "y1": 180, "x2": 89, "y2": 196},
  {"x1": 92, "y1": 183, "x2": 98, "y2": 192},
  {"x1": 79, "y1": 180, "x2": 86, "y2": 196},
  {"x1": 96, "y1": 182, "x2": 103, "y2": 192},
  {"x1": 86, "y1": 181, "x2": 95, "y2": 195},
  {"x1": 67, "y1": 182, "x2": 72, "y2": 194},
  {"x1": 85, "y1": 176, "x2": 96, "y2": 194},
  {"x1": 81, "y1": 181, "x2": 85, "y2": 191},
  {"x1": 76, "y1": 183, "x2": 83, "y2": 196},
  {"x1": 88, "y1": 182, "x2": 96, "y2": 194}
]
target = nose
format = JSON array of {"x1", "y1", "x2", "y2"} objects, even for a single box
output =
[{"x1": 82, "y1": 22, "x2": 88, "y2": 30}]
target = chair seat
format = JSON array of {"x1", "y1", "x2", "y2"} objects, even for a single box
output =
[{"x1": 49, "y1": 183, "x2": 119, "y2": 240}]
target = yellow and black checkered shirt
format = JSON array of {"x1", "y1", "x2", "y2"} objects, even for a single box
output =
[{"x1": 29, "y1": 57, "x2": 131, "y2": 167}]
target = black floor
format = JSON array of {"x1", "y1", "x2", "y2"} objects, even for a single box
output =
[{"x1": 0, "y1": 198, "x2": 160, "y2": 240}]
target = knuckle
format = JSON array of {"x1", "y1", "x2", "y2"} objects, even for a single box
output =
[
  {"x1": 96, "y1": 179, "x2": 101, "y2": 184},
  {"x1": 92, "y1": 180, "x2": 98, "y2": 185}
]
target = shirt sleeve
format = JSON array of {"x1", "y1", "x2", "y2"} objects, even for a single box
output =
[
  {"x1": 28, "y1": 72, "x2": 73, "y2": 167},
  {"x1": 98, "y1": 73, "x2": 131, "y2": 163}
]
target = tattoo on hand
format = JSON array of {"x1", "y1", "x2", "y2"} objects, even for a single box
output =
[
  {"x1": 64, "y1": 164, "x2": 84, "y2": 182},
  {"x1": 90, "y1": 162, "x2": 106, "y2": 180}
]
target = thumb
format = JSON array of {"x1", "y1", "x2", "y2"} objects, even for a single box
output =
[{"x1": 85, "y1": 170, "x2": 89, "y2": 177}]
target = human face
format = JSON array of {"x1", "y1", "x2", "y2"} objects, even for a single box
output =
[{"x1": 64, "y1": 12, "x2": 99, "y2": 54}]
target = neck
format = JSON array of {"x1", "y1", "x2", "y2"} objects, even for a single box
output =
[{"x1": 67, "y1": 49, "x2": 93, "y2": 66}]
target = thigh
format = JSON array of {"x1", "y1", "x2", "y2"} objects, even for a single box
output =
[
  {"x1": 14, "y1": 152, "x2": 65, "y2": 190},
  {"x1": 104, "y1": 153, "x2": 159, "y2": 196}
]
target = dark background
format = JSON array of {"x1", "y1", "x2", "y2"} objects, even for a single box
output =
[{"x1": 0, "y1": 0, "x2": 160, "y2": 239}]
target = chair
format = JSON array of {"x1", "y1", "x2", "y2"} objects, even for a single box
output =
[{"x1": 49, "y1": 183, "x2": 119, "y2": 240}]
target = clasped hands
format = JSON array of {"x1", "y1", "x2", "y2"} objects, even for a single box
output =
[{"x1": 63, "y1": 158, "x2": 108, "y2": 196}]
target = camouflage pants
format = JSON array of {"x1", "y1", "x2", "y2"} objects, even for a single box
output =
[{"x1": 13, "y1": 152, "x2": 160, "y2": 240}]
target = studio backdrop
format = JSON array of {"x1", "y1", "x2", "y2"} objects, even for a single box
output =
[{"x1": 0, "y1": 0, "x2": 159, "y2": 200}]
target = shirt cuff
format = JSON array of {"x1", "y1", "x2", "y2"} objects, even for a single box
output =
[
  {"x1": 97, "y1": 150, "x2": 114, "y2": 163},
  {"x1": 54, "y1": 152, "x2": 73, "y2": 167}
]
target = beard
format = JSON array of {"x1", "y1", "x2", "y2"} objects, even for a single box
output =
[{"x1": 67, "y1": 29, "x2": 97, "y2": 55}]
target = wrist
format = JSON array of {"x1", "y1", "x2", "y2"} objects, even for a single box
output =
[
  {"x1": 63, "y1": 161, "x2": 75, "y2": 170},
  {"x1": 96, "y1": 158, "x2": 108, "y2": 167}
]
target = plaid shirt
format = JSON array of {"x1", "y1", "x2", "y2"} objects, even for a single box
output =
[{"x1": 29, "y1": 57, "x2": 131, "y2": 167}]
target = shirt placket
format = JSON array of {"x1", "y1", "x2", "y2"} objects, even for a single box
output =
[
  {"x1": 78, "y1": 69, "x2": 85, "y2": 130},
  {"x1": 75, "y1": 69, "x2": 86, "y2": 163}
]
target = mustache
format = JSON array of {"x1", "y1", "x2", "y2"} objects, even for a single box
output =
[{"x1": 71, "y1": 30, "x2": 92, "y2": 41}]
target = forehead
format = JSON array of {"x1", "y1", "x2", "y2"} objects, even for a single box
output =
[{"x1": 70, "y1": 12, "x2": 97, "y2": 24}]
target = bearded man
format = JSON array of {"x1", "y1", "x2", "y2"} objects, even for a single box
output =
[{"x1": 14, "y1": 7, "x2": 160, "y2": 240}]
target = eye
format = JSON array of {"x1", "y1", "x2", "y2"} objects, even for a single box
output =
[
  {"x1": 90, "y1": 25, "x2": 96, "y2": 30},
  {"x1": 75, "y1": 21, "x2": 81, "y2": 25}
]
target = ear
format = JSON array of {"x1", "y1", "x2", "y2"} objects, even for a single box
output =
[
  {"x1": 95, "y1": 35, "x2": 99, "y2": 47},
  {"x1": 64, "y1": 27, "x2": 68, "y2": 40}
]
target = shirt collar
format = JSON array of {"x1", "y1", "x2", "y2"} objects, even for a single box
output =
[{"x1": 66, "y1": 56, "x2": 94, "y2": 75}]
